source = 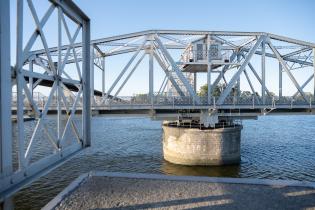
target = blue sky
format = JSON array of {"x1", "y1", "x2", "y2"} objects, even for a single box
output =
[
  {"x1": 10, "y1": 0, "x2": 315, "y2": 96},
  {"x1": 75, "y1": 0, "x2": 315, "y2": 43}
]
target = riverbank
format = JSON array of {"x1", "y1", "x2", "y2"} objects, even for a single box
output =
[{"x1": 45, "y1": 171, "x2": 315, "y2": 209}]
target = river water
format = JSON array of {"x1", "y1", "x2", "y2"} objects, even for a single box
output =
[{"x1": 13, "y1": 115, "x2": 315, "y2": 209}]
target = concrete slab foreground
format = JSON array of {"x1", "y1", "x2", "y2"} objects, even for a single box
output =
[{"x1": 44, "y1": 171, "x2": 315, "y2": 210}]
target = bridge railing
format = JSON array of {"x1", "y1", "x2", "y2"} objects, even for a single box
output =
[{"x1": 11, "y1": 94, "x2": 314, "y2": 109}]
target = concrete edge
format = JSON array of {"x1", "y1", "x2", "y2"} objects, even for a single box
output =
[
  {"x1": 43, "y1": 171, "x2": 315, "y2": 210},
  {"x1": 41, "y1": 172, "x2": 92, "y2": 210}
]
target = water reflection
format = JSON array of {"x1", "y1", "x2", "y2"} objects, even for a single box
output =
[
  {"x1": 161, "y1": 161, "x2": 241, "y2": 177},
  {"x1": 12, "y1": 115, "x2": 315, "y2": 209}
]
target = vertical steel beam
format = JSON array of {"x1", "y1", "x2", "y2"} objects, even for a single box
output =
[
  {"x1": 0, "y1": 0, "x2": 12, "y2": 178},
  {"x1": 102, "y1": 57, "x2": 105, "y2": 99},
  {"x1": 236, "y1": 53, "x2": 241, "y2": 102},
  {"x1": 29, "y1": 60, "x2": 33, "y2": 99},
  {"x1": 149, "y1": 41, "x2": 154, "y2": 104},
  {"x1": 313, "y1": 48, "x2": 315, "y2": 101},
  {"x1": 57, "y1": 7, "x2": 62, "y2": 144},
  {"x1": 279, "y1": 62, "x2": 282, "y2": 98},
  {"x1": 193, "y1": 72, "x2": 197, "y2": 92},
  {"x1": 82, "y1": 19, "x2": 91, "y2": 147},
  {"x1": 207, "y1": 35, "x2": 212, "y2": 104},
  {"x1": 16, "y1": 0, "x2": 26, "y2": 169},
  {"x1": 261, "y1": 39, "x2": 266, "y2": 105},
  {"x1": 90, "y1": 46, "x2": 94, "y2": 104}
]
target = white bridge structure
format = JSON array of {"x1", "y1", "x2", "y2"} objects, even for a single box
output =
[{"x1": 1, "y1": 0, "x2": 315, "y2": 207}]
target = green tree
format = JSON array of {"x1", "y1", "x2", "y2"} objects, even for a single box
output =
[{"x1": 198, "y1": 83, "x2": 225, "y2": 97}]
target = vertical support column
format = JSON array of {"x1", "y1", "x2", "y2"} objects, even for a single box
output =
[
  {"x1": 236, "y1": 53, "x2": 241, "y2": 102},
  {"x1": 279, "y1": 62, "x2": 282, "y2": 99},
  {"x1": 207, "y1": 35, "x2": 212, "y2": 105},
  {"x1": 0, "y1": 0, "x2": 12, "y2": 178},
  {"x1": 82, "y1": 19, "x2": 91, "y2": 147},
  {"x1": 90, "y1": 45, "x2": 94, "y2": 105},
  {"x1": 57, "y1": 7, "x2": 62, "y2": 144},
  {"x1": 16, "y1": 0, "x2": 26, "y2": 169},
  {"x1": 313, "y1": 48, "x2": 315, "y2": 102},
  {"x1": 261, "y1": 39, "x2": 266, "y2": 105},
  {"x1": 193, "y1": 72, "x2": 197, "y2": 92},
  {"x1": 149, "y1": 40, "x2": 154, "y2": 105},
  {"x1": 101, "y1": 57, "x2": 105, "y2": 99},
  {"x1": 29, "y1": 60, "x2": 33, "y2": 99}
]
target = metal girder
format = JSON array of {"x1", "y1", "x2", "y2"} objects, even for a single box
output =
[
  {"x1": 242, "y1": 48, "x2": 313, "y2": 67},
  {"x1": 0, "y1": 0, "x2": 91, "y2": 202},
  {"x1": 267, "y1": 40, "x2": 308, "y2": 102},
  {"x1": 153, "y1": 52, "x2": 185, "y2": 97},
  {"x1": 113, "y1": 53, "x2": 146, "y2": 98},
  {"x1": 155, "y1": 35, "x2": 200, "y2": 104},
  {"x1": 211, "y1": 52, "x2": 237, "y2": 89},
  {"x1": 240, "y1": 53, "x2": 272, "y2": 97},
  {"x1": 217, "y1": 36, "x2": 265, "y2": 105},
  {"x1": 261, "y1": 40, "x2": 266, "y2": 104},
  {"x1": 0, "y1": 0, "x2": 12, "y2": 181},
  {"x1": 106, "y1": 39, "x2": 147, "y2": 97},
  {"x1": 292, "y1": 74, "x2": 314, "y2": 98}
]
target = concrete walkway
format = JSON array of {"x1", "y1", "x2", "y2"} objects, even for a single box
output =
[{"x1": 45, "y1": 172, "x2": 315, "y2": 210}]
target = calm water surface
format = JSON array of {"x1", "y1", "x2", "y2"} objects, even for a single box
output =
[{"x1": 13, "y1": 115, "x2": 315, "y2": 209}]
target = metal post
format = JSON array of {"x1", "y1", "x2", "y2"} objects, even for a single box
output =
[
  {"x1": 16, "y1": 0, "x2": 26, "y2": 169},
  {"x1": 29, "y1": 60, "x2": 33, "y2": 99},
  {"x1": 262, "y1": 39, "x2": 266, "y2": 105},
  {"x1": 237, "y1": 53, "x2": 241, "y2": 102},
  {"x1": 90, "y1": 45, "x2": 94, "y2": 105},
  {"x1": 57, "y1": 7, "x2": 62, "y2": 144},
  {"x1": 279, "y1": 62, "x2": 282, "y2": 99},
  {"x1": 207, "y1": 35, "x2": 211, "y2": 105},
  {"x1": 102, "y1": 57, "x2": 105, "y2": 99},
  {"x1": 149, "y1": 41, "x2": 154, "y2": 105},
  {"x1": 0, "y1": 0, "x2": 12, "y2": 179},
  {"x1": 193, "y1": 72, "x2": 197, "y2": 92},
  {"x1": 82, "y1": 19, "x2": 91, "y2": 147},
  {"x1": 313, "y1": 48, "x2": 315, "y2": 102}
]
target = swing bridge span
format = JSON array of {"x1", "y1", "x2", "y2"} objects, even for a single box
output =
[{"x1": 1, "y1": 0, "x2": 315, "y2": 206}]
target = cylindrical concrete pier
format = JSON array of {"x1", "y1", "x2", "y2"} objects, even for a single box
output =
[{"x1": 162, "y1": 122, "x2": 242, "y2": 166}]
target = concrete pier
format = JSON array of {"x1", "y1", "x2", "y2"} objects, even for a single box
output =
[
  {"x1": 162, "y1": 122, "x2": 242, "y2": 165},
  {"x1": 44, "y1": 171, "x2": 315, "y2": 210}
]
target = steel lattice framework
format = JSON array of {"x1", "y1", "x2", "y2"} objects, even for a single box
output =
[
  {"x1": 0, "y1": 0, "x2": 91, "y2": 202},
  {"x1": 29, "y1": 30, "x2": 315, "y2": 112}
]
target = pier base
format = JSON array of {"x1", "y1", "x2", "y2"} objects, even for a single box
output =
[{"x1": 162, "y1": 121, "x2": 242, "y2": 166}]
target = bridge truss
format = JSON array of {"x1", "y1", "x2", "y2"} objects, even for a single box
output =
[
  {"x1": 29, "y1": 30, "x2": 315, "y2": 114},
  {"x1": 0, "y1": 0, "x2": 91, "y2": 202}
]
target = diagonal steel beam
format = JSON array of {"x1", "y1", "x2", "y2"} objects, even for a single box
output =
[
  {"x1": 267, "y1": 40, "x2": 308, "y2": 102},
  {"x1": 153, "y1": 52, "x2": 185, "y2": 97},
  {"x1": 217, "y1": 36, "x2": 264, "y2": 105},
  {"x1": 155, "y1": 35, "x2": 200, "y2": 104},
  {"x1": 292, "y1": 74, "x2": 314, "y2": 98},
  {"x1": 106, "y1": 39, "x2": 147, "y2": 97},
  {"x1": 113, "y1": 53, "x2": 146, "y2": 98},
  {"x1": 244, "y1": 69, "x2": 260, "y2": 104},
  {"x1": 212, "y1": 52, "x2": 237, "y2": 89},
  {"x1": 240, "y1": 53, "x2": 272, "y2": 97}
]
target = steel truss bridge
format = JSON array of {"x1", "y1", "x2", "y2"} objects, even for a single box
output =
[{"x1": 1, "y1": 0, "x2": 315, "y2": 207}]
